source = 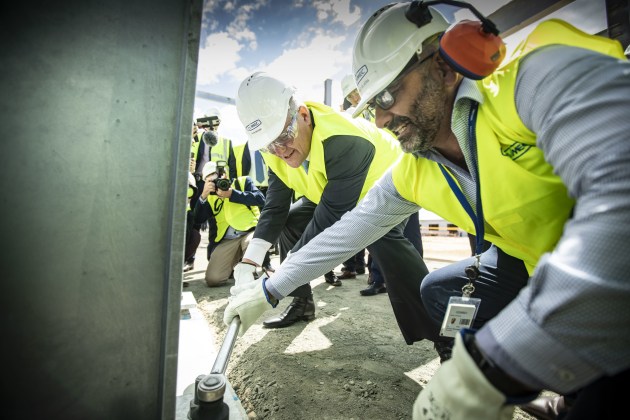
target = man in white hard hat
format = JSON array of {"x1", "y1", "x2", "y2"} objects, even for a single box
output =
[
  {"x1": 340, "y1": 73, "x2": 374, "y2": 121},
  {"x1": 227, "y1": 71, "x2": 428, "y2": 331},
  {"x1": 193, "y1": 161, "x2": 265, "y2": 287},
  {"x1": 223, "y1": 2, "x2": 629, "y2": 419},
  {"x1": 336, "y1": 73, "x2": 369, "y2": 285},
  {"x1": 193, "y1": 107, "x2": 237, "y2": 181}
]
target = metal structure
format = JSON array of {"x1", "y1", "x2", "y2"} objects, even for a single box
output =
[
  {"x1": 488, "y1": 0, "x2": 575, "y2": 37},
  {"x1": 196, "y1": 90, "x2": 237, "y2": 106},
  {"x1": 324, "y1": 78, "x2": 333, "y2": 106},
  {"x1": 1, "y1": 0, "x2": 202, "y2": 418},
  {"x1": 188, "y1": 318, "x2": 241, "y2": 420},
  {"x1": 605, "y1": 0, "x2": 630, "y2": 49}
]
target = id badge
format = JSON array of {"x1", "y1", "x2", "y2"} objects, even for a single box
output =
[{"x1": 439, "y1": 296, "x2": 481, "y2": 337}]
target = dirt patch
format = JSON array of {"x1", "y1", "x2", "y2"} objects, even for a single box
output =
[{"x1": 184, "y1": 236, "x2": 536, "y2": 419}]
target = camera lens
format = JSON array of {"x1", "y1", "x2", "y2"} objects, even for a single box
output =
[{"x1": 215, "y1": 178, "x2": 231, "y2": 191}]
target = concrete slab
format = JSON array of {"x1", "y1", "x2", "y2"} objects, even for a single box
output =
[
  {"x1": 181, "y1": 291, "x2": 198, "y2": 310},
  {"x1": 176, "y1": 293, "x2": 247, "y2": 419}
]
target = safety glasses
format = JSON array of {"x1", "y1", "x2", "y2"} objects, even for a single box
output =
[
  {"x1": 261, "y1": 111, "x2": 299, "y2": 154},
  {"x1": 370, "y1": 52, "x2": 435, "y2": 110}
]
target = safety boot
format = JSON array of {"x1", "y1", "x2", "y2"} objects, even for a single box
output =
[{"x1": 262, "y1": 296, "x2": 315, "y2": 328}]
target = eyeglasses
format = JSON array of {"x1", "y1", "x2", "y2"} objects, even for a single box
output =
[
  {"x1": 261, "y1": 111, "x2": 299, "y2": 154},
  {"x1": 370, "y1": 52, "x2": 435, "y2": 110}
]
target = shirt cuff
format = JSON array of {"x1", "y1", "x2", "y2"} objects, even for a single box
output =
[
  {"x1": 264, "y1": 281, "x2": 285, "y2": 300},
  {"x1": 242, "y1": 238, "x2": 271, "y2": 266},
  {"x1": 477, "y1": 297, "x2": 600, "y2": 394}
]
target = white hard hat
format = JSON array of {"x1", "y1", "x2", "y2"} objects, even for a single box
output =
[
  {"x1": 207, "y1": 107, "x2": 221, "y2": 119},
  {"x1": 341, "y1": 74, "x2": 357, "y2": 98},
  {"x1": 352, "y1": 3, "x2": 448, "y2": 117},
  {"x1": 196, "y1": 107, "x2": 221, "y2": 128},
  {"x1": 202, "y1": 161, "x2": 217, "y2": 180},
  {"x1": 236, "y1": 72, "x2": 296, "y2": 151}
]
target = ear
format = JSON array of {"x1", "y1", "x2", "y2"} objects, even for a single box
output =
[
  {"x1": 298, "y1": 104, "x2": 311, "y2": 125},
  {"x1": 434, "y1": 54, "x2": 461, "y2": 87}
]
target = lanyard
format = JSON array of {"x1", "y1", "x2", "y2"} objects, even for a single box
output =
[{"x1": 437, "y1": 103, "x2": 484, "y2": 294}]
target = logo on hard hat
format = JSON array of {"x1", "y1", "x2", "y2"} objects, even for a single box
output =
[
  {"x1": 246, "y1": 120, "x2": 262, "y2": 132},
  {"x1": 355, "y1": 65, "x2": 368, "y2": 84}
]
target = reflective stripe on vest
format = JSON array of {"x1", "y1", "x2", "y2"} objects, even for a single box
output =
[
  {"x1": 206, "y1": 176, "x2": 260, "y2": 243},
  {"x1": 233, "y1": 144, "x2": 246, "y2": 177}
]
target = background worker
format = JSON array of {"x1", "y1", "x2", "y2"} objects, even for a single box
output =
[
  {"x1": 193, "y1": 108, "x2": 237, "y2": 181},
  {"x1": 224, "y1": 3, "x2": 630, "y2": 419},
  {"x1": 233, "y1": 141, "x2": 275, "y2": 272},
  {"x1": 183, "y1": 166, "x2": 200, "y2": 278},
  {"x1": 184, "y1": 108, "x2": 238, "y2": 271},
  {"x1": 184, "y1": 122, "x2": 202, "y2": 272},
  {"x1": 231, "y1": 71, "x2": 428, "y2": 330},
  {"x1": 336, "y1": 73, "x2": 368, "y2": 281},
  {"x1": 194, "y1": 161, "x2": 264, "y2": 287},
  {"x1": 340, "y1": 72, "x2": 424, "y2": 296}
]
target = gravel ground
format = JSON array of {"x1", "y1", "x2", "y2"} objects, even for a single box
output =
[{"x1": 183, "y1": 235, "x2": 538, "y2": 419}]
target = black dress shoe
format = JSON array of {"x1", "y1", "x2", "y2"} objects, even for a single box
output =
[
  {"x1": 263, "y1": 296, "x2": 315, "y2": 328},
  {"x1": 337, "y1": 269, "x2": 356, "y2": 279},
  {"x1": 324, "y1": 272, "x2": 342, "y2": 286},
  {"x1": 433, "y1": 340, "x2": 453, "y2": 363},
  {"x1": 520, "y1": 395, "x2": 569, "y2": 420},
  {"x1": 356, "y1": 266, "x2": 366, "y2": 275},
  {"x1": 360, "y1": 283, "x2": 386, "y2": 296}
]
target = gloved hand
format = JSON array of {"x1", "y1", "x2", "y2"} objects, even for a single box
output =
[
  {"x1": 223, "y1": 276, "x2": 278, "y2": 336},
  {"x1": 232, "y1": 261, "x2": 257, "y2": 294},
  {"x1": 412, "y1": 332, "x2": 515, "y2": 420}
]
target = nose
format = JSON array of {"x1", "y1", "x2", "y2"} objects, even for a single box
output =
[{"x1": 374, "y1": 106, "x2": 392, "y2": 130}]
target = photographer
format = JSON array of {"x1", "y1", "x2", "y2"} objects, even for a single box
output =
[
  {"x1": 194, "y1": 161, "x2": 265, "y2": 287},
  {"x1": 184, "y1": 109, "x2": 237, "y2": 272},
  {"x1": 193, "y1": 108, "x2": 237, "y2": 182}
]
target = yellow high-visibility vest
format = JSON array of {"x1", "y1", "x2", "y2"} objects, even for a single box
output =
[
  {"x1": 392, "y1": 19, "x2": 625, "y2": 273},
  {"x1": 263, "y1": 102, "x2": 402, "y2": 204}
]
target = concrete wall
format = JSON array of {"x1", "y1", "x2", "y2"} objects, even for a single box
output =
[{"x1": 0, "y1": 0, "x2": 202, "y2": 418}]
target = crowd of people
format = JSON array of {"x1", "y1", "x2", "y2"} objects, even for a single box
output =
[{"x1": 187, "y1": 2, "x2": 630, "y2": 419}]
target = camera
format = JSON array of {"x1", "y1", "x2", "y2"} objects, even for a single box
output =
[
  {"x1": 211, "y1": 161, "x2": 230, "y2": 194},
  {"x1": 213, "y1": 178, "x2": 231, "y2": 192},
  {"x1": 196, "y1": 116, "x2": 220, "y2": 129}
]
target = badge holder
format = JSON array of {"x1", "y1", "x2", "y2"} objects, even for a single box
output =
[{"x1": 439, "y1": 255, "x2": 482, "y2": 338}]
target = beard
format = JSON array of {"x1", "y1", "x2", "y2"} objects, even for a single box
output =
[{"x1": 391, "y1": 73, "x2": 448, "y2": 154}]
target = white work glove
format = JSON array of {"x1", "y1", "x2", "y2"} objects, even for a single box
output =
[
  {"x1": 232, "y1": 262, "x2": 257, "y2": 295},
  {"x1": 413, "y1": 332, "x2": 515, "y2": 420},
  {"x1": 223, "y1": 276, "x2": 278, "y2": 336}
]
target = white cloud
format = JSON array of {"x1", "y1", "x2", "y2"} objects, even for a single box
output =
[
  {"x1": 312, "y1": 0, "x2": 361, "y2": 27},
  {"x1": 196, "y1": 32, "x2": 243, "y2": 85},
  {"x1": 262, "y1": 32, "x2": 351, "y2": 104},
  {"x1": 226, "y1": 0, "x2": 268, "y2": 50}
]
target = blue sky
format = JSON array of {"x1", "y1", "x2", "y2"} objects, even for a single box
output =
[{"x1": 194, "y1": 0, "x2": 607, "y2": 144}]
